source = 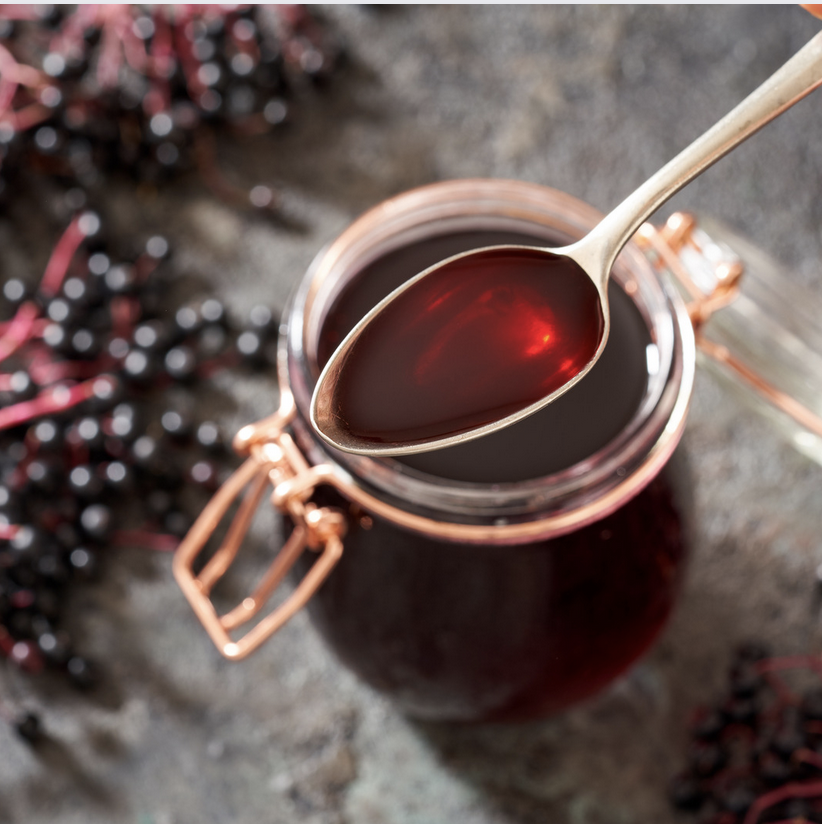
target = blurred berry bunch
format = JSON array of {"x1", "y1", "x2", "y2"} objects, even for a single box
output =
[
  {"x1": 0, "y1": 210, "x2": 281, "y2": 695},
  {"x1": 0, "y1": 4, "x2": 341, "y2": 206},
  {"x1": 670, "y1": 646, "x2": 822, "y2": 824},
  {"x1": 0, "y1": 4, "x2": 339, "y2": 741}
]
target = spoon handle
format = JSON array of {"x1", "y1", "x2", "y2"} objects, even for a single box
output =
[{"x1": 582, "y1": 31, "x2": 822, "y2": 289}]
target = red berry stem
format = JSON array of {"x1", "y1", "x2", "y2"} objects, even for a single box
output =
[
  {"x1": 38, "y1": 214, "x2": 86, "y2": 299},
  {"x1": 111, "y1": 530, "x2": 180, "y2": 552},
  {"x1": 742, "y1": 781, "x2": 822, "y2": 824},
  {"x1": 0, "y1": 524, "x2": 20, "y2": 541},
  {"x1": 0, "y1": 302, "x2": 40, "y2": 362},
  {"x1": 0, "y1": 375, "x2": 117, "y2": 431},
  {"x1": 794, "y1": 747, "x2": 822, "y2": 772}
]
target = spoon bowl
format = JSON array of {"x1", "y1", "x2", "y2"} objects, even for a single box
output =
[{"x1": 313, "y1": 31, "x2": 822, "y2": 457}]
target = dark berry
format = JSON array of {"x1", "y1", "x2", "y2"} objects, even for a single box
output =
[
  {"x1": 70, "y1": 328, "x2": 99, "y2": 358},
  {"x1": 46, "y1": 298, "x2": 72, "y2": 324},
  {"x1": 164, "y1": 346, "x2": 197, "y2": 380},
  {"x1": 161, "y1": 410, "x2": 192, "y2": 441},
  {"x1": 164, "y1": 510, "x2": 193, "y2": 537},
  {"x1": 692, "y1": 709, "x2": 725, "y2": 740},
  {"x1": 42, "y1": 322, "x2": 69, "y2": 352},
  {"x1": 145, "y1": 236, "x2": 169, "y2": 259},
  {"x1": 7, "y1": 371, "x2": 36, "y2": 401},
  {"x1": 69, "y1": 465, "x2": 104, "y2": 499},
  {"x1": 87, "y1": 252, "x2": 110, "y2": 276},
  {"x1": 719, "y1": 783, "x2": 756, "y2": 815},
  {"x1": 730, "y1": 662, "x2": 762, "y2": 698},
  {"x1": 132, "y1": 435, "x2": 159, "y2": 466},
  {"x1": 803, "y1": 688, "x2": 822, "y2": 721},
  {"x1": 123, "y1": 349, "x2": 155, "y2": 382},
  {"x1": 68, "y1": 546, "x2": 97, "y2": 580},
  {"x1": 200, "y1": 298, "x2": 225, "y2": 325},
  {"x1": 14, "y1": 711, "x2": 42, "y2": 743},
  {"x1": 104, "y1": 264, "x2": 135, "y2": 295},
  {"x1": 248, "y1": 304, "x2": 275, "y2": 334},
  {"x1": 771, "y1": 723, "x2": 805, "y2": 759},
  {"x1": 668, "y1": 773, "x2": 705, "y2": 811},
  {"x1": 133, "y1": 321, "x2": 170, "y2": 351},
  {"x1": 11, "y1": 526, "x2": 45, "y2": 558},
  {"x1": 195, "y1": 421, "x2": 223, "y2": 452},
  {"x1": 10, "y1": 640, "x2": 44, "y2": 673},
  {"x1": 3, "y1": 278, "x2": 28, "y2": 305},
  {"x1": 723, "y1": 697, "x2": 757, "y2": 725},
  {"x1": 37, "y1": 630, "x2": 71, "y2": 665},
  {"x1": 175, "y1": 305, "x2": 201, "y2": 336},
  {"x1": 758, "y1": 751, "x2": 791, "y2": 786},
  {"x1": 690, "y1": 742, "x2": 726, "y2": 778},
  {"x1": 28, "y1": 419, "x2": 62, "y2": 451},
  {"x1": 79, "y1": 504, "x2": 111, "y2": 541},
  {"x1": 25, "y1": 459, "x2": 58, "y2": 493},
  {"x1": 236, "y1": 329, "x2": 262, "y2": 361},
  {"x1": 189, "y1": 459, "x2": 218, "y2": 490},
  {"x1": 62, "y1": 276, "x2": 88, "y2": 304},
  {"x1": 35, "y1": 588, "x2": 60, "y2": 620},
  {"x1": 36, "y1": 551, "x2": 69, "y2": 584},
  {"x1": 74, "y1": 417, "x2": 104, "y2": 449},
  {"x1": 66, "y1": 655, "x2": 99, "y2": 690},
  {"x1": 196, "y1": 325, "x2": 228, "y2": 358},
  {"x1": 103, "y1": 461, "x2": 131, "y2": 493}
]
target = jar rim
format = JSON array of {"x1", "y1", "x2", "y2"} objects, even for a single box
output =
[{"x1": 282, "y1": 179, "x2": 695, "y2": 541}]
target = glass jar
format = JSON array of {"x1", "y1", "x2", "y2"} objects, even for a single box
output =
[{"x1": 174, "y1": 179, "x2": 697, "y2": 722}]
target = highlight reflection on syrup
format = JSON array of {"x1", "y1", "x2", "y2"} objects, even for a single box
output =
[{"x1": 331, "y1": 248, "x2": 605, "y2": 445}]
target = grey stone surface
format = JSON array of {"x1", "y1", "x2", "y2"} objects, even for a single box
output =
[{"x1": 2, "y1": 5, "x2": 822, "y2": 824}]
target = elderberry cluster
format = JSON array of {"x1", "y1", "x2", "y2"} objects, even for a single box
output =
[
  {"x1": 670, "y1": 645, "x2": 822, "y2": 823},
  {"x1": 0, "y1": 4, "x2": 341, "y2": 206},
  {"x1": 0, "y1": 209, "x2": 280, "y2": 691}
]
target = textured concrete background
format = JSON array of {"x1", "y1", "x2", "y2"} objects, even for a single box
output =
[{"x1": 3, "y1": 5, "x2": 822, "y2": 824}]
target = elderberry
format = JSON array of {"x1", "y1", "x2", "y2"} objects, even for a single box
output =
[
  {"x1": 196, "y1": 422, "x2": 224, "y2": 453},
  {"x1": 0, "y1": 215, "x2": 278, "y2": 697},
  {"x1": 668, "y1": 773, "x2": 705, "y2": 811},
  {"x1": 671, "y1": 646, "x2": 822, "y2": 823},
  {"x1": 66, "y1": 655, "x2": 99, "y2": 690},
  {"x1": 3, "y1": 279, "x2": 27, "y2": 306},
  {"x1": 0, "y1": 6, "x2": 342, "y2": 209},
  {"x1": 13, "y1": 711, "x2": 42, "y2": 743}
]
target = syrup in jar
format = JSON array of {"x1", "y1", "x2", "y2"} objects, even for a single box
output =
[
  {"x1": 282, "y1": 180, "x2": 695, "y2": 721},
  {"x1": 318, "y1": 231, "x2": 646, "y2": 483}
]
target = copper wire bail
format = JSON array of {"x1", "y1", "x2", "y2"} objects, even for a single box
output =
[
  {"x1": 638, "y1": 213, "x2": 822, "y2": 442},
  {"x1": 172, "y1": 389, "x2": 346, "y2": 660}
]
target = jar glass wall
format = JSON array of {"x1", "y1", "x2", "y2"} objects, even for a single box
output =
[{"x1": 278, "y1": 180, "x2": 696, "y2": 721}]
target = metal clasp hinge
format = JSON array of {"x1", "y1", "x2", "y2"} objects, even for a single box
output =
[
  {"x1": 637, "y1": 213, "x2": 822, "y2": 441},
  {"x1": 173, "y1": 393, "x2": 345, "y2": 660},
  {"x1": 637, "y1": 212, "x2": 744, "y2": 331}
]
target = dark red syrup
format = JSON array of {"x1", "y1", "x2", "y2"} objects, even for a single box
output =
[
  {"x1": 329, "y1": 248, "x2": 604, "y2": 446},
  {"x1": 318, "y1": 230, "x2": 651, "y2": 483},
  {"x1": 299, "y1": 229, "x2": 689, "y2": 722}
]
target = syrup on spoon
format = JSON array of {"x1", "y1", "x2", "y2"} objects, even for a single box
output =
[{"x1": 312, "y1": 32, "x2": 822, "y2": 457}]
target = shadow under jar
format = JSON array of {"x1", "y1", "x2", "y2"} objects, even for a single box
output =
[{"x1": 280, "y1": 179, "x2": 696, "y2": 722}]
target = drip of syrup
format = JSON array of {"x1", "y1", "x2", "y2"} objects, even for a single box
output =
[{"x1": 330, "y1": 248, "x2": 605, "y2": 446}]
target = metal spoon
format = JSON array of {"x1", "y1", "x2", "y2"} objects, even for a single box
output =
[{"x1": 312, "y1": 31, "x2": 822, "y2": 457}]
